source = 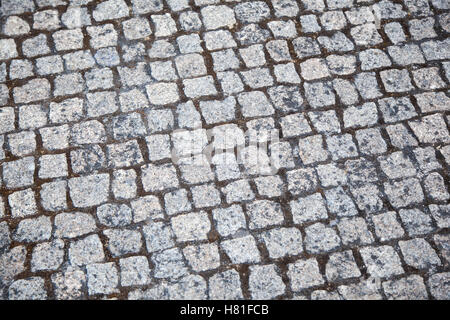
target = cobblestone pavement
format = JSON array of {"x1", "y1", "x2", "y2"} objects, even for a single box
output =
[{"x1": 0, "y1": 0, "x2": 449, "y2": 300}]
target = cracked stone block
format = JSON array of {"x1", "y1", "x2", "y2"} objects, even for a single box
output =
[
  {"x1": 61, "y1": 6, "x2": 91, "y2": 29},
  {"x1": 318, "y1": 32, "x2": 354, "y2": 52}
]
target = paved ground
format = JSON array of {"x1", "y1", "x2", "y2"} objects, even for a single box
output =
[{"x1": 0, "y1": 0, "x2": 449, "y2": 300}]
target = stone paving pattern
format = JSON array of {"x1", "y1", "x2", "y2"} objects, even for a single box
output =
[{"x1": 0, "y1": 0, "x2": 449, "y2": 300}]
